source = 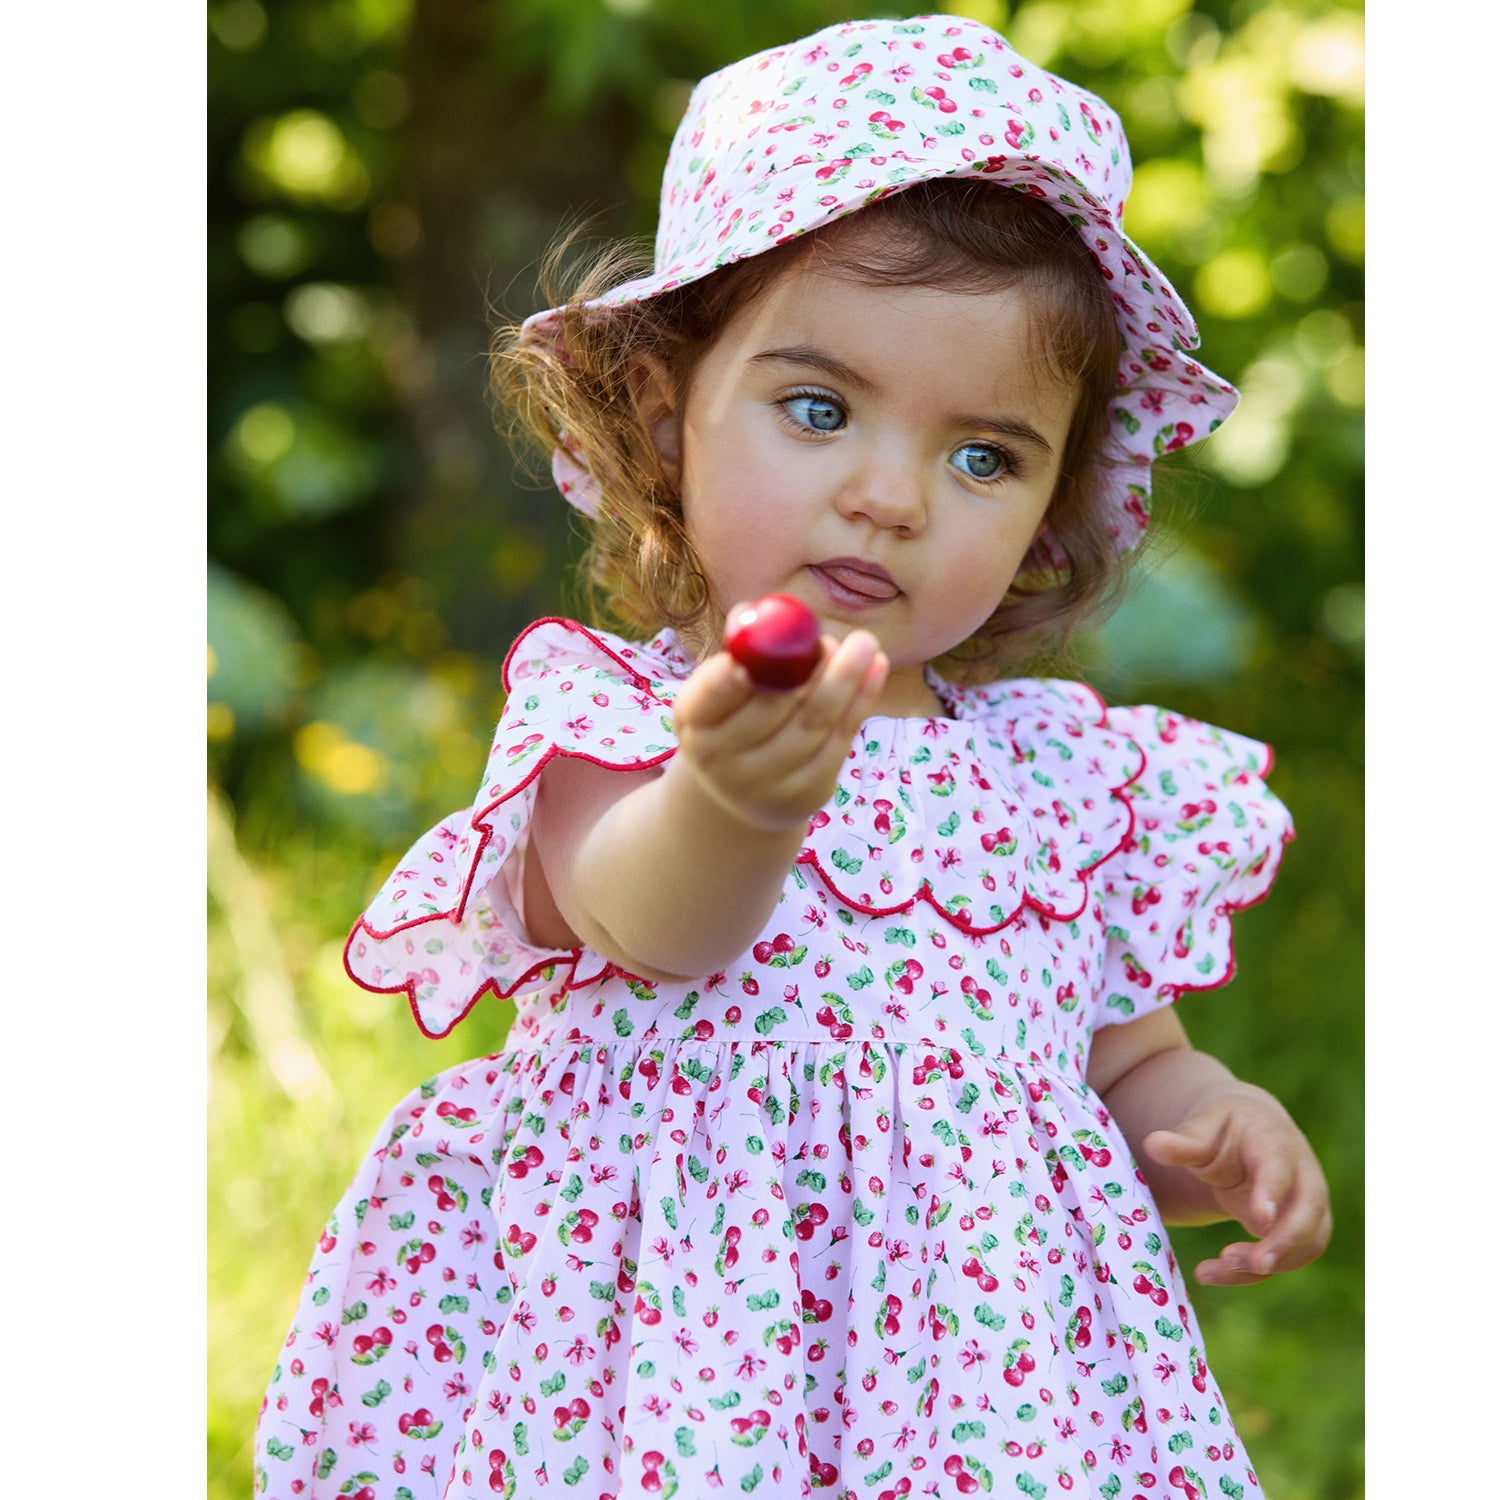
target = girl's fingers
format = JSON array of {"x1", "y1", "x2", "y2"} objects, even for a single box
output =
[
  {"x1": 1193, "y1": 1243, "x2": 1273, "y2": 1287},
  {"x1": 1255, "y1": 1180, "x2": 1332, "y2": 1272},
  {"x1": 673, "y1": 648, "x2": 757, "y2": 732}
]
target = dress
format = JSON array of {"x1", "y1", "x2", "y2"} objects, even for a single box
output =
[{"x1": 254, "y1": 618, "x2": 1292, "y2": 1500}]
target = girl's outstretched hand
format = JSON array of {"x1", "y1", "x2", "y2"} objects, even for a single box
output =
[
  {"x1": 672, "y1": 615, "x2": 889, "y2": 833},
  {"x1": 1142, "y1": 1089, "x2": 1332, "y2": 1287}
]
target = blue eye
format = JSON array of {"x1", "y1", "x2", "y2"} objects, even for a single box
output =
[
  {"x1": 952, "y1": 442, "x2": 1011, "y2": 480},
  {"x1": 783, "y1": 393, "x2": 846, "y2": 432}
]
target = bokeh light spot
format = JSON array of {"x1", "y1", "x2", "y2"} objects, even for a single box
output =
[
  {"x1": 237, "y1": 215, "x2": 314, "y2": 279},
  {"x1": 1124, "y1": 159, "x2": 1209, "y2": 245},
  {"x1": 1007, "y1": 3, "x2": 1068, "y2": 66},
  {"x1": 210, "y1": 0, "x2": 267, "y2": 52},
  {"x1": 1319, "y1": 583, "x2": 1364, "y2": 649},
  {"x1": 208, "y1": 703, "x2": 237, "y2": 741},
  {"x1": 1194, "y1": 248, "x2": 1273, "y2": 320},
  {"x1": 1269, "y1": 244, "x2": 1328, "y2": 303},
  {"x1": 1290, "y1": 13, "x2": 1364, "y2": 106},
  {"x1": 945, "y1": 0, "x2": 1009, "y2": 29},
  {"x1": 232, "y1": 403, "x2": 296, "y2": 465},
  {"x1": 294, "y1": 722, "x2": 387, "y2": 795},
  {"x1": 284, "y1": 282, "x2": 370, "y2": 344},
  {"x1": 1325, "y1": 348, "x2": 1364, "y2": 409},
  {"x1": 1324, "y1": 195, "x2": 1364, "y2": 263},
  {"x1": 1204, "y1": 350, "x2": 1304, "y2": 487},
  {"x1": 244, "y1": 109, "x2": 372, "y2": 208}
]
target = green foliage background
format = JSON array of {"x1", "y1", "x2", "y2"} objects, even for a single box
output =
[{"x1": 208, "y1": 1, "x2": 1363, "y2": 1495}]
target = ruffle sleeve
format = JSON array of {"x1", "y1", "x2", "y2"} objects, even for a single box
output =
[
  {"x1": 1095, "y1": 704, "x2": 1294, "y2": 1025},
  {"x1": 342, "y1": 619, "x2": 686, "y2": 1037}
]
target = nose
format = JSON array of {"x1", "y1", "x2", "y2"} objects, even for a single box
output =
[{"x1": 832, "y1": 448, "x2": 928, "y2": 535}]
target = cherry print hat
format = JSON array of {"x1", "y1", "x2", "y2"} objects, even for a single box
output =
[{"x1": 522, "y1": 13, "x2": 1239, "y2": 554}]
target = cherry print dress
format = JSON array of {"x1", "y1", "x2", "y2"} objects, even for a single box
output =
[{"x1": 255, "y1": 618, "x2": 1292, "y2": 1500}]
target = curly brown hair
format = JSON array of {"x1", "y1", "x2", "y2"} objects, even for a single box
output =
[{"x1": 493, "y1": 178, "x2": 1132, "y2": 676}]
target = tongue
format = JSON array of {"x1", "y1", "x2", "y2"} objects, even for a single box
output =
[{"x1": 820, "y1": 565, "x2": 899, "y2": 600}]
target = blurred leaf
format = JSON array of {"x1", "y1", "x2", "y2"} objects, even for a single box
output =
[
  {"x1": 207, "y1": 561, "x2": 305, "y2": 731},
  {"x1": 1087, "y1": 540, "x2": 1256, "y2": 688}
]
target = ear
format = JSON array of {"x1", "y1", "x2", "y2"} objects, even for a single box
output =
[{"x1": 630, "y1": 353, "x2": 683, "y2": 489}]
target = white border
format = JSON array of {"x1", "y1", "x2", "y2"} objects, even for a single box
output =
[{"x1": 0, "y1": 9, "x2": 204, "y2": 1478}]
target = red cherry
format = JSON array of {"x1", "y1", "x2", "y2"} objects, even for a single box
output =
[{"x1": 723, "y1": 594, "x2": 821, "y2": 689}]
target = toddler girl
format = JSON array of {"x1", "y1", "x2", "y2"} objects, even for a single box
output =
[{"x1": 255, "y1": 16, "x2": 1330, "y2": 1499}]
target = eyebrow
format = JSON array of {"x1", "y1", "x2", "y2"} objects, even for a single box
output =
[{"x1": 748, "y1": 344, "x2": 1057, "y2": 455}]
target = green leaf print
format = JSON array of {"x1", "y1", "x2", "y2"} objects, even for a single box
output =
[
  {"x1": 742, "y1": 1464, "x2": 764, "y2": 1493},
  {"x1": 865, "y1": 1461, "x2": 894, "y2": 1483},
  {"x1": 560, "y1": 1173, "x2": 584, "y2": 1203},
  {"x1": 1219, "y1": 1481, "x2": 1245, "y2": 1499},
  {"x1": 1168, "y1": 1432, "x2": 1193, "y2": 1454},
  {"x1": 612, "y1": 1008, "x2": 634, "y2": 1037},
  {"x1": 766, "y1": 945, "x2": 808, "y2": 968},
  {"x1": 361, "y1": 1379, "x2": 391, "y2": 1408},
  {"x1": 885, "y1": 925, "x2": 916, "y2": 947},
  {"x1": 830, "y1": 848, "x2": 863, "y2": 874},
  {"x1": 264, "y1": 1438, "x2": 295, "y2": 1462},
  {"x1": 746, "y1": 1290, "x2": 781, "y2": 1311},
  {"x1": 687, "y1": 1155, "x2": 709, "y2": 1183},
  {"x1": 853, "y1": 1198, "x2": 874, "y2": 1226},
  {"x1": 848, "y1": 966, "x2": 874, "y2": 989},
  {"x1": 341, "y1": 1300, "x2": 368, "y2": 1324},
  {"x1": 315, "y1": 1449, "x2": 336, "y2": 1479},
  {"x1": 1101, "y1": 1374, "x2": 1129, "y2": 1397},
  {"x1": 312, "y1": 1287, "x2": 330, "y2": 1306},
  {"x1": 540, "y1": 1372, "x2": 566, "y2": 1396},
  {"x1": 439, "y1": 1295, "x2": 469, "y2": 1314},
  {"x1": 1155, "y1": 1317, "x2": 1185, "y2": 1341},
  {"x1": 661, "y1": 1198, "x2": 679, "y2": 1229},
  {"x1": 562, "y1": 1456, "x2": 589, "y2": 1487},
  {"x1": 674, "y1": 1426, "x2": 696, "y2": 1457},
  {"x1": 754, "y1": 1006, "x2": 788, "y2": 1035},
  {"x1": 708, "y1": 1390, "x2": 741, "y2": 1411},
  {"x1": 796, "y1": 1169, "x2": 828, "y2": 1192},
  {"x1": 589, "y1": 1280, "x2": 615, "y2": 1302}
]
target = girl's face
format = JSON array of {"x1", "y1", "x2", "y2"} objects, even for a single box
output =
[{"x1": 655, "y1": 257, "x2": 1078, "y2": 718}]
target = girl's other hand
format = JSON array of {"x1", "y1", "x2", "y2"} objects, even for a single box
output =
[
  {"x1": 672, "y1": 618, "x2": 889, "y2": 833},
  {"x1": 1142, "y1": 1090, "x2": 1332, "y2": 1286}
]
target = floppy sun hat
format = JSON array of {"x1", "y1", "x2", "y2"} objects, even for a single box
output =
[{"x1": 521, "y1": 13, "x2": 1239, "y2": 554}]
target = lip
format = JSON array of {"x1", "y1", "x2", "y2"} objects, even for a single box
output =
[{"x1": 809, "y1": 557, "x2": 901, "y2": 607}]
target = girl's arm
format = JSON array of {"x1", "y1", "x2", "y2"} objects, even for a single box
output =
[
  {"x1": 527, "y1": 629, "x2": 888, "y2": 983},
  {"x1": 1086, "y1": 1009, "x2": 1331, "y2": 1286}
]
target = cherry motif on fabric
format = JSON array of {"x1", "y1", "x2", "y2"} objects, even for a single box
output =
[{"x1": 259, "y1": 617, "x2": 1291, "y2": 1500}]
